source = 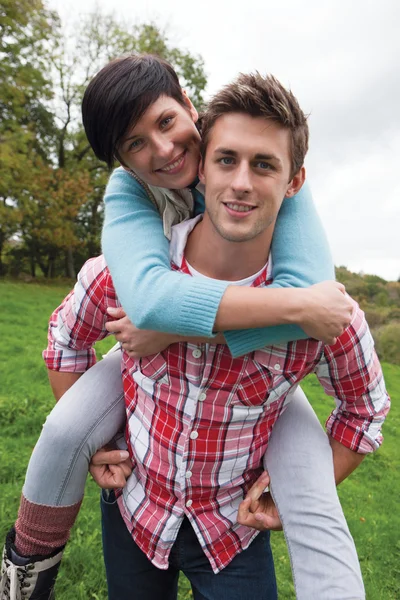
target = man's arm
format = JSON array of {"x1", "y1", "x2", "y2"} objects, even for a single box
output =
[
  {"x1": 47, "y1": 370, "x2": 83, "y2": 402},
  {"x1": 43, "y1": 256, "x2": 115, "y2": 376},
  {"x1": 329, "y1": 436, "x2": 365, "y2": 485},
  {"x1": 43, "y1": 259, "x2": 131, "y2": 488},
  {"x1": 316, "y1": 301, "x2": 390, "y2": 457}
]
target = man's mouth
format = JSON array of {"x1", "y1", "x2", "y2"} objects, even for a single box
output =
[
  {"x1": 224, "y1": 203, "x2": 255, "y2": 213},
  {"x1": 157, "y1": 151, "x2": 186, "y2": 173}
]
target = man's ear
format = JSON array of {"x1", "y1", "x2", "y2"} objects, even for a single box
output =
[
  {"x1": 285, "y1": 166, "x2": 306, "y2": 197},
  {"x1": 182, "y1": 89, "x2": 199, "y2": 123},
  {"x1": 198, "y1": 157, "x2": 206, "y2": 184}
]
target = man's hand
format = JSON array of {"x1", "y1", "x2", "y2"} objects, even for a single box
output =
[
  {"x1": 237, "y1": 471, "x2": 282, "y2": 531},
  {"x1": 105, "y1": 307, "x2": 180, "y2": 358},
  {"x1": 299, "y1": 281, "x2": 354, "y2": 344},
  {"x1": 89, "y1": 447, "x2": 132, "y2": 489}
]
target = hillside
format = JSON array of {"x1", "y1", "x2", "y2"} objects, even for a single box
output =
[{"x1": 335, "y1": 266, "x2": 400, "y2": 365}]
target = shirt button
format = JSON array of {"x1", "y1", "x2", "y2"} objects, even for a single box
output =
[
  {"x1": 274, "y1": 363, "x2": 281, "y2": 371},
  {"x1": 198, "y1": 392, "x2": 207, "y2": 402},
  {"x1": 186, "y1": 471, "x2": 193, "y2": 479},
  {"x1": 186, "y1": 499, "x2": 193, "y2": 507},
  {"x1": 190, "y1": 431, "x2": 198, "y2": 440},
  {"x1": 192, "y1": 348, "x2": 202, "y2": 358}
]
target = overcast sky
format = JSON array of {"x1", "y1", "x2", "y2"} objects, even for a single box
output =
[{"x1": 48, "y1": 0, "x2": 399, "y2": 280}]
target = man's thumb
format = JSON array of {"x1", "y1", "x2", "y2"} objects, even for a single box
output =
[{"x1": 92, "y1": 450, "x2": 129, "y2": 465}]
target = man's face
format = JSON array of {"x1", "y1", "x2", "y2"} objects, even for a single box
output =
[
  {"x1": 118, "y1": 94, "x2": 201, "y2": 189},
  {"x1": 199, "y1": 113, "x2": 304, "y2": 243}
]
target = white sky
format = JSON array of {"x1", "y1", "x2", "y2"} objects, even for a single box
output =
[{"x1": 48, "y1": 0, "x2": 400, "y2": 281}]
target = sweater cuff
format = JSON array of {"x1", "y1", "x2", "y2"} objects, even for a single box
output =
[
  {"x1": 178, "y1": 279, "x2": 229, "y2": 337},
  {"x1": 225, "y1": 324, "x2": 307, "y2": 358}
]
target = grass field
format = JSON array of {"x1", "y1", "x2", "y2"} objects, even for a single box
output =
[{"x1": 1, "y1": 279, "x2": 399, "y2": 599}]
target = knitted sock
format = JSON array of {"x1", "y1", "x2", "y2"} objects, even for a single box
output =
[{"x1": 14, "y1": 495, "x2": 82, "y2": 558}]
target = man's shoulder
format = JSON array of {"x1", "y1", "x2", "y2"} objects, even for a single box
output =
[
  {"x1": 77, "y1": 255, "x2": 113, "y2": 293},
  {"x1": 251, "y1": 298, "x2": 371, "y2": 370},
  {"x1": 170, "y1": 215, "x2": 203, "y2": 266},
  {"x1": 325, "y1": 299, "x2": 371, "y2": 359}
]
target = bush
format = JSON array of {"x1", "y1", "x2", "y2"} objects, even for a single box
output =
[
  {"x1": 374, "y1": 323, "x2": 400, "y2": 366},
  {"x1": 364, "y1": 308, "x2": 387, "y2": 328}
]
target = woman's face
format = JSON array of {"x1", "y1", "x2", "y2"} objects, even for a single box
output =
[{"x1": 117, "y1": 94, "x2": 201, "y2": 189}]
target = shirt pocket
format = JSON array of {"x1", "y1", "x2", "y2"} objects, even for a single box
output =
[
  {"x1": 234, "y1": 360, "x2": 274, "y2": 407},
  {"x1": 131, "y1": 353, "x2": 170, "y2": 394},
  {"x1": 252, "y1": 345, "x2": 314, "y2": 396}
]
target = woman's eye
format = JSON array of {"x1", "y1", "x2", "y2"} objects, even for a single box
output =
[
  {"x1": 160, "y1": 116, "x2": 174, "y2": 129},
  {"x1": 129, "y1": 139, "x2": 144, "y2": 151}
]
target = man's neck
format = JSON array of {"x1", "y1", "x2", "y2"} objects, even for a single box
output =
[{"x1": 184, "y1": 215, "x2": 273, "y2": 281}]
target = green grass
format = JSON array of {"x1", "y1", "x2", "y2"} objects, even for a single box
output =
[{"x1": 1, "y1": 279, "x2": 399, "y2": 599}]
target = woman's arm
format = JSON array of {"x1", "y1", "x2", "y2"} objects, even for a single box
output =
[
  {"x1": 102, "y1": 170, "x2": 344, "y2": 355},
  {"x1": 102, "y1": 168, "x2": 228, "y2": 338}
]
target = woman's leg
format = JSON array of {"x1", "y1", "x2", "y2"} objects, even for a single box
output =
[
  {"x1": 265, "y1": 386, "x2": 365, "y2": 600},
  {"x1": 11, "y1": 349, "x2": 125, "y2": 558},
  {"x1": 22, "y1": 348, "x2": 125, "y2": 507},
  {"x1": 1, "y1": 349, "x2": 126, "y2": 599}
]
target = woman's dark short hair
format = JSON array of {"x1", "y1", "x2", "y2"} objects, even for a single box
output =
[{"x1": 82, "y1": 54, "x2": 186, "y2": 168}]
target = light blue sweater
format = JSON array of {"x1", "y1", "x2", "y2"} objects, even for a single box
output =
[{"x1": 102, "y1": 168, "x2": 334, "y2": 357}]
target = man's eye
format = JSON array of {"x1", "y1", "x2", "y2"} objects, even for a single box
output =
[
  {"x1": 256, "y1": 161, "x2": 272, "y2": 170},
  {"x1": 219, "y1": 157, "x2": 234, "y2": 165}
]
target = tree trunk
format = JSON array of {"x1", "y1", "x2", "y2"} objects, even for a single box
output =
[
  {"x1": 66, "y1": 247, "x2": 75, "y2": 279},
  {"x1": 0, "y1": 236, "x2": 4, "y2": 276},
  {"x1": 30, "y1": 254, "x2": 36, "y2": 278}
]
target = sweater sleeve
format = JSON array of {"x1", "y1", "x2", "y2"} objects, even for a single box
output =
[
  {"x1": 102, "y1": 170, "x2": 334, "y2": 355},
  {"x1": 224, "y1": 181, "x2": 335, "y2": 356},
  {"x1": 102, "y1": 168, "x2": 228, "y2": 337}
]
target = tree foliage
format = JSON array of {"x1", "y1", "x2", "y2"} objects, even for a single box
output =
[
  {"x1": 0, "y1": 3, "x2": 207, "y2": 277},
  {"x1": 335, "y1": 266, "x2": 400, "y2": 365}
]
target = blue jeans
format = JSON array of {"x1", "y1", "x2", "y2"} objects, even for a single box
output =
[{"x1": 101, "y1": 490, "x2": 277, "y2": 600}]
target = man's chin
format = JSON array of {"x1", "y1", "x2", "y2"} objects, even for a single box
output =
[{"x1": 218, "y1": 228, "x2": 255, "y2": 243}]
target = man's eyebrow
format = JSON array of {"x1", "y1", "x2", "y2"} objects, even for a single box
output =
[
  {"x1": 214, "y1": 148, "x2": 237, "y2": 156},
  {"x1": 254, "y1": 153, "x2": 282, "y2": 164},
  {"x1": 214, "y1": 148, "x2": 282, "y2": 165}
]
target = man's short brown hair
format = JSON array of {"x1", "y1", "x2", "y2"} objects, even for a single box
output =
[{"x1": 201, "y1": 73, "x2": 309, "y2": 178}]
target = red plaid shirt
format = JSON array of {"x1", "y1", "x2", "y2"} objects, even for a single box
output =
[{"x1": 43, "y1": 218, "x2": 390, "y2": 574}]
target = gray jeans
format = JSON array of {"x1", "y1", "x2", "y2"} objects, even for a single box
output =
[{"x1": 23, "y1": 349, "x2": 364, "y2": 599}]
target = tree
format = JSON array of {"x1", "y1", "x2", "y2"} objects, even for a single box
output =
[
  {"x1": 0, "y1": 0, "x2": 59, "y2": 273},
  {"x1": 1, "y1": 8, "x2": 208, "y2": 277}
]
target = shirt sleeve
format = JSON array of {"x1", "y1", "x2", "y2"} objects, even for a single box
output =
[
  {"x1": 42, "y1": 256, "x2": 113, "y2": 372},
  {"x1": 314, "y1": 301, "x2": 390, "y2": 453},
  {"x1": 102, "y1": 168, "x2": 228, "y2": 337},
  {"x1": 225, "y1": 182, "x2": 335, "y2": 356}
]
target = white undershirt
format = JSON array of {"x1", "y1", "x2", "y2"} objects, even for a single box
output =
[{"x1": 185, "y1": 260, "x2": 269, "y2": 286}]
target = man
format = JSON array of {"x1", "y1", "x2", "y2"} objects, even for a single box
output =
[
  {"x1": 26, "y1": 73, "x2": 391, "y2": 599},
  {"x1": 97, "y1": 74, "x2": 388, "y2": 598}
]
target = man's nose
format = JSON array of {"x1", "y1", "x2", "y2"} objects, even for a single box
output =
[{"x1": 231, "y1": 163, "x2": 252, "y2": 194}]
